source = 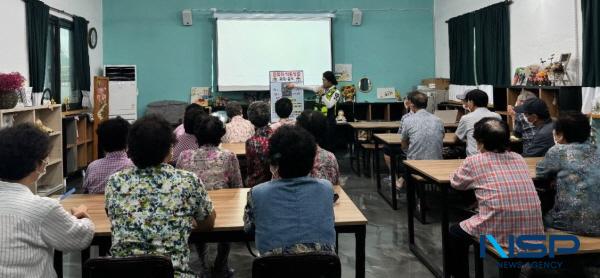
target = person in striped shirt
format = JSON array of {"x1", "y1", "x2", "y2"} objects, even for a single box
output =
[
  {"x1": 0, "y1": 124, "x2": 94, "y2": 278},
  {"x1": 448, "y1": 118, "x2": 543, "y2": 278}
]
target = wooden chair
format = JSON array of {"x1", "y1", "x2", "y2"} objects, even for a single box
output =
[
  {"x1": 252, "y1": 253, "x2": 341, "y2": 278},
  {"x1": 83, "y1": 256, "x2": 174, "y2": 278}
]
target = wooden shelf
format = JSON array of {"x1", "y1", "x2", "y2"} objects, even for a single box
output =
[
  {"x1": 62, "y1": 109, "x2": 91, "y2": 117},
  {"x1": 0, "y1": 104, "x2": 61, "y2": 113},
  {"x1": 48, "y1": 158, "x2": 62, "y2": 167},
  {"x1": 63, "y1": 112, "x2": 95, "y2": 175},
  {"x1": 37, "y1": 183, "x2": 64, "y2": 197},
  {"x1": 0, "y1": 105, "x2": 63, "y2": 196}
]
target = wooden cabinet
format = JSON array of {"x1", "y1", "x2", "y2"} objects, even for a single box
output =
[
  {"x1": 493, "y1": 86, "x2": 582, "y2": 130},
  {"x1": 306, "y1": 101, "x2": 405, "y2": 122},
  {"x1": 63, "y1": 110, "x2": 95, "y2": 176},
  {"x1": 0, "y1": 105, "x2": 64, "y2": 196}
]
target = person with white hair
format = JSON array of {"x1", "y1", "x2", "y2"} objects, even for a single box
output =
[{"x1": 508, "y1": 90, "x2": 537, "y2": 151}]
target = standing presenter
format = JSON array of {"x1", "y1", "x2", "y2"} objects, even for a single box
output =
[{"x1": 287, "y1": 71, "x2": 340, "y2": 151}]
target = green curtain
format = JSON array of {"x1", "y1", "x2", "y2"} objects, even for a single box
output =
[
  {"x1": 73, "y1": 16, "x2": 91, "y2": 94},
  {"x1": 448, "y1": 13, "x2": 475, "y2": 85},
  {"x1": 582, "y1": 0, "x2": 600, "y2": 87},
  {"x1": 474, "y1": 2, "x2": 510, "y2": 86},
  {"x1": 25, "y1": 0, "x2": 50, "y2": 93}
]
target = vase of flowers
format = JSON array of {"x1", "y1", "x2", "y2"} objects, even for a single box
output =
[
  {"x1": 0, "y1": 72, "x2": 25, "y2": 109},
  {"x1": 341, "y1": 85, "x2": 356, "y2": 102}
]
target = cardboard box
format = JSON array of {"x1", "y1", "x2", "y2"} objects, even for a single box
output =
[{"x1": 421, "y1": 78, "x2": 450, "y2": 90}]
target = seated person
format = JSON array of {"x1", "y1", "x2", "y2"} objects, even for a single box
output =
[
  {"x1": 508, "y1": 91, "x2": 537, "y2": 150},
  {"x1": 246, "y1": 101, "x2": 274, "y2": 187},
  {"x1": 172, "y1": 104, "x2": 206, "y2": 162},
  {"x1": 296, "y1": 110, "x2": 340, "y2": 185},
  {"x1": 177, "y1": 114, "x2": 241, "y2": 277},
  {"x1": 244, "y1": 126, "x2": 335, "y2": 256},
  {"x1": 456, "y1": 89, "x2": 502, "y2": 156},
  {"x1": 383, "y1": 96, "x2": 415, "y2": 184},
  {"x1": 83, "y1": 117, "x2": 132, "y2": 193},
  {"x1": 0, "y1": 124, "x2": 94, "y2": 277},
  {"x1": 177, "y1": 115, "x2": 243, "y2": 190},
  {"x1": 222, "y1": 101, "x2": 254, "y2": 143},
  {"x1": 537, "y1": 112, "x2": 600, "y2": 236},
  {"x1": 401, "y1": 91, "x2": 445, "y2": 160},
  {"x1": 448, "y1": 118, "x2": 543, "y2": 277},
  {"x1": 106, "y1": 115, "x2": 215, "y2": 278},
  {"x1": 270, "y1": 97, "x2": 296, "y2": 131},
  {"x1": 515, "y1": 98, "x2": 555, "y2": 157}
]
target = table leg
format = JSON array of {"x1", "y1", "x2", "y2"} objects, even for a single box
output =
[
  {"x1": 390, "y1": 150, "x2": 398, "y2": 210},
  {"x1": 81, "y1": 247, "x2": 90, "y2": 277},
  {"x1": 355, "y1": 225, "x2": 366, "y2": 278},
  {"x1": 407, "y1": 169, "x2": 443, "y2": 278},
  {"x1": 336, "y1": 233, "x2": 339, "y2": 254},
  {"x1": 54, "y1": 250, "x2": 63, "y2": 278},
  {"x1": 374, "y1": 139, "x2": 381, "y2": 191},
  {"x1": 440, "y1": 185, "x2": 450, "y2": 278},
  {"x1": 355, "y1": 129, "x2": 361, "y2": 177},
  {"x1": 406, "y1": 170, "x2": 415, "y2": 245}
]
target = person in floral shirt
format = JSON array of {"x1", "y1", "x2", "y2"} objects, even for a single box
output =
[
  {"x1": 105, "y1": 115, "x2": 215, "y2": 278},
  {"x1": 246, "y1": 101, "x2": 273, "y2": 187},
  {"x1": 176, "y1": 115, "x2": 241, "y2": 277},
  {"x1": 222, "y1": 101, "x2": 254, "y2": 143},
  {"x1": 537, "y1": 112, "x2": 600, "y2": 236},
  {"x1": 270, "y1": 98, "x2": 296, "y2": 132},
  {"x1": 296, "y1": 110, "x2": 340, "y2": 185}
]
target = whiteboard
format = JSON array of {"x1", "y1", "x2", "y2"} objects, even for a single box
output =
[{"x1": 216, "y1": 17, "x2": 332, "y2": 91}]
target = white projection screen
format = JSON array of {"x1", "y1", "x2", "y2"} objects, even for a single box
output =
[{"x1": 216, "y1": 13, "x2": 333, "y2": 91}]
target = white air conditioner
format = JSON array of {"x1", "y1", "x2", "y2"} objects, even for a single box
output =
[{"x1": 104, "y1": 65, "x2": 138, "y2": 122}]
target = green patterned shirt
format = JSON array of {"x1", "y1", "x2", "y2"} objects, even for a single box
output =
[{"x1": 105, "y1": 163, "x2": 213, "y2": 278}]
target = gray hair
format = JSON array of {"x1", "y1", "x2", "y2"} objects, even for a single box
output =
[
  {"x1": 248, "y1": 101, "x2": 271, "y2": 128},
  {"x1": 517, "y1": 90, "x2": 537, "y2": 102}
]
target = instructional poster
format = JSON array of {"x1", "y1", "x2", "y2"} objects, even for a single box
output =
[{"x1": 269, "y1": 70, "x2": 304, "y2": 122}]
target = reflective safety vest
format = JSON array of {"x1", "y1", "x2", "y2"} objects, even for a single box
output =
[{"x1": 315, "y1": 86, "x2": 337, "y2": 116}]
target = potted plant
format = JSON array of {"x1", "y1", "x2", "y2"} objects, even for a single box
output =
[
  {"x1": 341, "y1": 85, "x2": 356, "y2": 102},
  {"x1": 0, "y1": 72, "x2": 25, "y2": 109}
]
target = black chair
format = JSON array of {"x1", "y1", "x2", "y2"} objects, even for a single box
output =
[
  {"x1": 252, "y1": 253, "x2": 341, "y2": 278},
  {"x1": 83, "y1": 256, "x2": 174, "y2": 278}
]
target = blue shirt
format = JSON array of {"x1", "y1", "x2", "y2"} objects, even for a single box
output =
[
  {"x1": 536, "y1": 142, "x2": 600, "y2": 236},
  {"x1": 243, "y1": 176, "x2": 336, "y2": 255},
  {"x1": 400, "y1": 109, "x2": 445, "y2": 160}
]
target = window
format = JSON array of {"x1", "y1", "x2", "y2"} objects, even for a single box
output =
[{"x1": 44, "y1": 16, "x2": 78, "y2": 106}]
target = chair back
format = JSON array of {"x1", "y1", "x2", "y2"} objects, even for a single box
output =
[
  {"x1": 83, "y1": 256, "x2": 174, "y2": 278},
  {"x1": 252, "y1": 253, "x2": 341, "y2": 278}
]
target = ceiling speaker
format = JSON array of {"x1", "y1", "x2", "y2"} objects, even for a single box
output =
[
  {"x1": 352, "y1": 8, "x2": 362, "y2": 26},
  {"x1": 182, "y1": 9, "x2": 193, "y2": 26}
]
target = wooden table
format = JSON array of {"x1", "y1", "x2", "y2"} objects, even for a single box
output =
[
  {"x1": 347, "y1": 121, "x2": 401, "y2": 177},
  {"x1": 221, "y1": 143, "x2": 246, "y2": 157},
  {"x1": 372, "y1": 133, "x2": 462, "y2": 210},
  {"x1": 56, "y1": 186, "x2": 367, "y2": 278},
  {"x1": 402, "y1": 157, "x2": 543, "y2": 278}
]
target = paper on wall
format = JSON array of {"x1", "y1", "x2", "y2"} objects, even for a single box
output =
[
  {"x1": 377, "y1": 87, "x2": 396, "y2": 99},
  {"x1": 334, "y1": 64, "x2": 352, "y2": 82}
]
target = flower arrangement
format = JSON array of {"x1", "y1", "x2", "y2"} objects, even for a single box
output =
[
  {"x1": 0, "y1": 72, "x2": 25, "y2": 93},
  {"x1": 341, "y1": 85, "x2": 356, "y2": 102}
]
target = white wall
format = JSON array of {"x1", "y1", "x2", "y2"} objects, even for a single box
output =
[
  {"x1": 434, "y1": 0, "x2": 582, "y2": 84},
  {"x1": 0, "y1": 0, "x2": 103, "y2": 89}
]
